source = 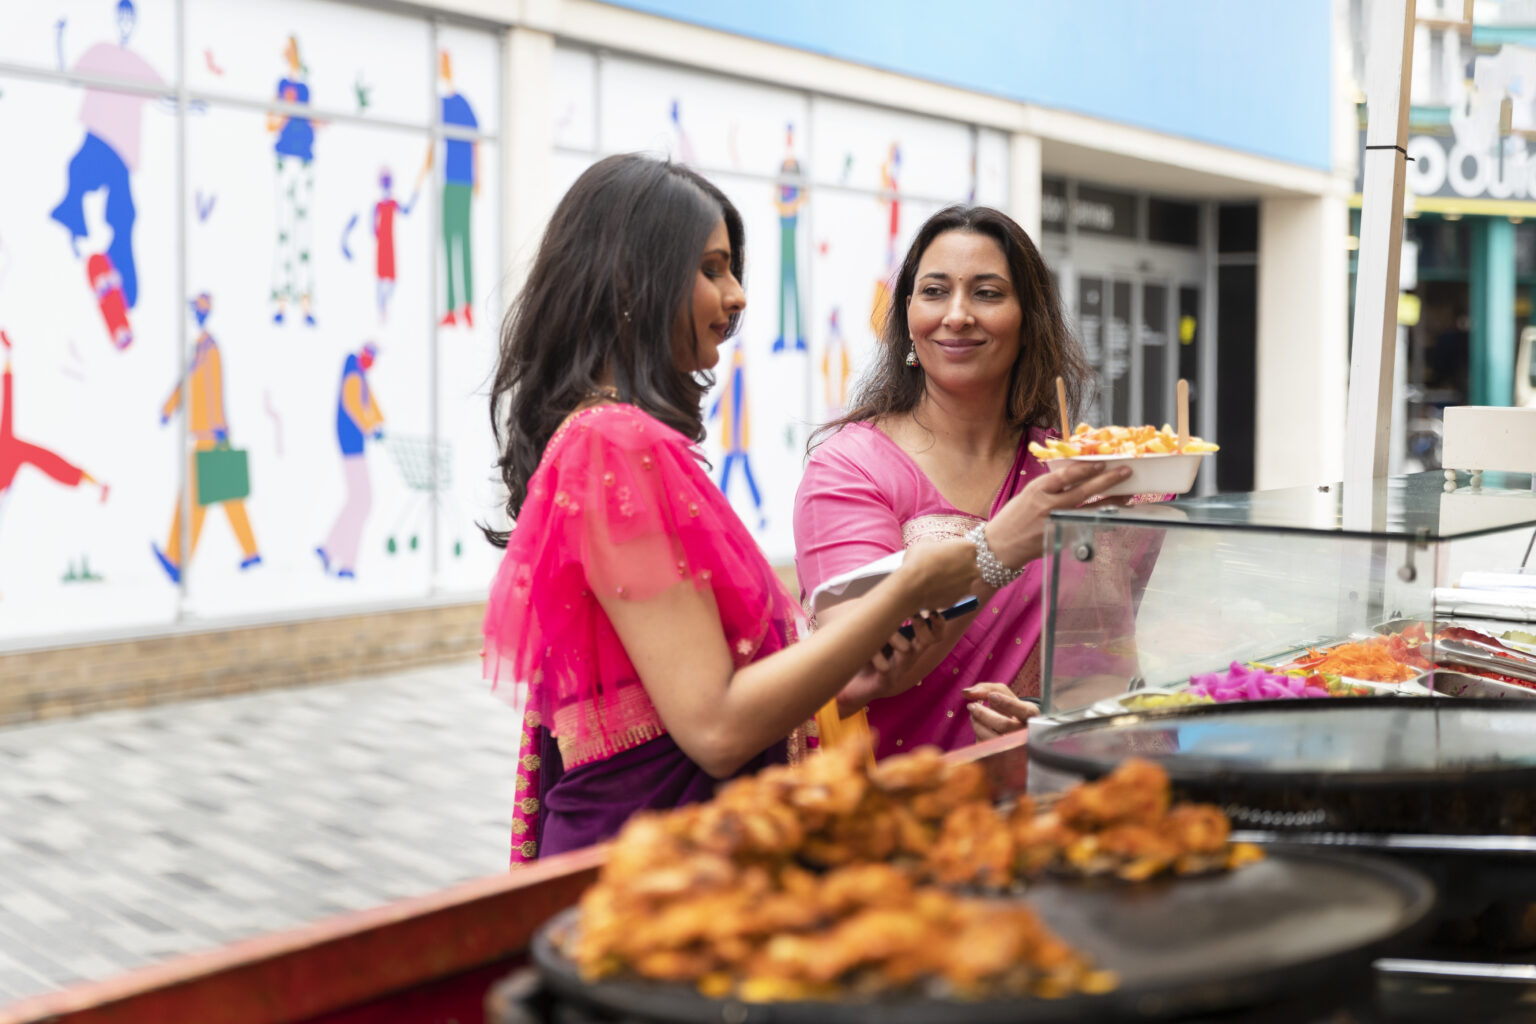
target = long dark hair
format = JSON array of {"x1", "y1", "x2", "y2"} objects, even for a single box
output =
[
  {"x1": 486, "y1": 154, "x2": 745, "y2": 543},
  {"x1": 812, "y1": 205, "x2": 1091, "y2": 449}
]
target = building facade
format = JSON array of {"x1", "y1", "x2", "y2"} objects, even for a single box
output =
[{"x1": 0, "y1": 0, "x2": 1354, "y2": 706}]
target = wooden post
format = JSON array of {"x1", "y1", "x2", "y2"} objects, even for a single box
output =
[{"x1": 1343, "y1": 0, "x2": 1417, "y2": 529}]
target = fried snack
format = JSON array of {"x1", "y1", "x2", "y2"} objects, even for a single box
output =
[
  {"x1": 568, "y1": 748, "x2": 1257, "y2": 1003},
  {"x1": 1012, "y1": 759, "x2": 1264, "y2": 882},
  {"x1": 1029, "y1": 422, "x2": 1219, "y2": 460}
]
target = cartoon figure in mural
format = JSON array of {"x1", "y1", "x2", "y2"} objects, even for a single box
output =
[
  {"x1": 438, "y1": 49, "x2": 479, "y2": 328},
  {"x1": 372, "y1": 154, "x2": 430, "y2": 323},
  {"x1": 51, "y1": 0, "x2": 165, "y2": 352},
  {"x1": 772, "y1": 123, "x2": 808, "y2": 354},
  {"x1": 317, "y1": 343, "x2": 384, "y2": 580},
  {"x1": 269, "y1": 35, "x2": 317, "y2": 327},
  {"x1": 0, "y1": 330, "x2": 109, "y2": 553},
  {"x1": 820, "y1": 307, "x2": 851, "y2": 418},
  {"x1": 669, "y1": 99, "x2": 698, "y2": 166},
  {"x1": 870, "y1": 142, "x2": 902, "y2": 333},
  {"x1": 709, "y1": 344, "x2": 765, "y2": 531},
  {"x1": 153, "y1": 294, "x2": 261, "y2": 583}
]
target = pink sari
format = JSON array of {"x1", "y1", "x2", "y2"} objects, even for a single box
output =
[
  {"x1": 484, "y1": 404, "x2": 805, "y2": 864},
  {"x1": 793, "y1": 422, "x2": 1053, "y2": 760}
]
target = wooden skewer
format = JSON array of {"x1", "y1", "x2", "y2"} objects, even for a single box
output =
[
  {"x1": 1056, "y1": 376, "x2": 1070, "y2": 438},
  {"x1": 1176, "y1": 379, "x2": 1190, "y2": 451}
]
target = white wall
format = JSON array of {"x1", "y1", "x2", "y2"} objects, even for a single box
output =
[{"x1": 1256, "y1": 194, "x2": 1351, "y2": 489}]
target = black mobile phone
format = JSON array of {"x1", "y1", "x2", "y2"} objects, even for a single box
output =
[{"x1": 897, "y1": 595, "x2": 981, "y2": 639}]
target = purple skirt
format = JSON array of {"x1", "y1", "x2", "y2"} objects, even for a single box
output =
[{"x1": 536, "y1": 729, "x2": 789, "y2": 858}]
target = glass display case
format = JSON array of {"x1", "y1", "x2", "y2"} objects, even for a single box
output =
[{"x1": 1041, "y1": 471, "x2": 1536, "y2": 715}]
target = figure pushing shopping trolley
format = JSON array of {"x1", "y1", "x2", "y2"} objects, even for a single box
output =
[{"x1": 381, "y1": 431, "x2": 464, "y2": 561}]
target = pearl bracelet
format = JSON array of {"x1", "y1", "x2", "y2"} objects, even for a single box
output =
[{"x1": 965, "y1": 523, "x2": 1023, "y2": 589}]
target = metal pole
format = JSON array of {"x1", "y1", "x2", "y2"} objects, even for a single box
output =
[
  {"x1": 175, "y1": 0, "x2": 191, "y2": 614},
  {"x1": 1343, "y1": 0, "x2": 1416, "y2": 529},
  {"x1": 429, "y1": 19, "x2": 442, "y2": 594}
]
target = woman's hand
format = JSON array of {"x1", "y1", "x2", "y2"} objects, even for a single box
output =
[
  {"x1": 835, "y1": 612, "x2": 944, "y2": 717},
  {"x1": 963, "y1": 682, "x2": 1040, "y2": 742},
  {"x1": 895, "y1": 537, "x2": 981, "y2": 611},
  {"x1": 984, "y1": 462, "x2": 1132, "y2": 568}
]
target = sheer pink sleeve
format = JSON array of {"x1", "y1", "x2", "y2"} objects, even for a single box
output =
[
  {"x1": 485, "y1": 406, "x2": 797, "y2": 740},
  {"x1": 792, "y1": 437, "x2": 906, "y2": 607}
]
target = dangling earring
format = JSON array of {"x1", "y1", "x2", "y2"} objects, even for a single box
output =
[{"x1": 905, "y1": 343, "x2": 919, "y2": 368}]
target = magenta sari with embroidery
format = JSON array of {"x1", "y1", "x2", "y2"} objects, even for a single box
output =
[
  {"x1": 484, "y1": 404, "x2": 804, "y2": 864},
  {"x1": 793, "y1": 422, "x2": 1054, "y2": 760}
]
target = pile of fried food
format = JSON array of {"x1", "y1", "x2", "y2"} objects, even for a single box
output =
[
  {"x1": 568, "y1": 748, "x2": 1261, "y2": 1003},
  {"x1": 1030, "y1": 423, "x2": 1219, "y2": 460}
]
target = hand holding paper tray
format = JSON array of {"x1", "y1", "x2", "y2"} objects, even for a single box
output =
[{"x1": 809, "y1": 550, "x2": 980, "y2": 631}]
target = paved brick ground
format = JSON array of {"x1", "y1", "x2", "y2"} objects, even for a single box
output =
[{"x1": 0, "y1": 660, "x2": 517, "y2": 1006}]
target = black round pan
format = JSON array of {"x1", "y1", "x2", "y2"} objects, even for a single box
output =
[
  {"x1": 532, "y1": 849, "x2": 1433, "y2": 1023},
  {"x1": 1028, "y1": 698, "x2": 1536, "y2": 835}
]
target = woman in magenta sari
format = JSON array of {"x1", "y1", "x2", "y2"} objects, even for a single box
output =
[
  {"x1": 794, "y1": 205, "x2": 1132, "y2": 758},
  {"x1": 482, "y1": 155, "x2": 983, "y2": 864}
]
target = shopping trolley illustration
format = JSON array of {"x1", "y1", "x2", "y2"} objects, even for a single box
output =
[{"x1": 383, "y1": 434, "x2": 464, "y2": 559}]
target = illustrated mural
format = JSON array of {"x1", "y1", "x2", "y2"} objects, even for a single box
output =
[
  {"x1": 318, "y1": 342, "x2": 383, "y2": 579},
  {"x1": 52, "y1": 0, "x2": 166, "y2": 351},
  {"x1": 154, "y1": 293, "x2": 261, "y2": 582},
  {"x1": 0, "y1": 6, "x2": 990, "y2": 644},
  {"x1": 438, "y1": 48, "x2": 478, "y2": 328},
  {"x1": 821, "y1": 307, "x2": 850, "y2": 418},
  {"x1": 581, "y1": 56, "x2": 988, "y2": 563},
  {"x1": 269, "y1": 33, "x2": 316, "y2": 326},
  {"x1": 710, "y1": 343, "x2": 767, "y2": 531},
  {"x1": 871, "y1": 142, "x2": 901, "y2": 333},
  {"x1": 0, "y1": 0, "x2": 502, "y2": 644},
  {"x1": 0, "y1": 329, "x2": 110, "y2": 550},
  {"x1": 350, "y1": 153, "x2": 429, "y2": 323},
  {"x1": 772, "y1": 123, "x2": 806, "y2": 355}
]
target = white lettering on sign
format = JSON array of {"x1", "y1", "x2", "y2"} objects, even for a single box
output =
[
  {"x1": 1405, "y1": 137, "x2": 1445, "y2": 195},
  {"x1": 1404, "y1": 133, "x2": 1536, "y2": 201},
  {"x1": 1041, "y1": 194, "x2": 1116, "y2": 232},
  {"x1": 1072, "y1": 201, "x2": 1115, "y2": 231},
  {"x1": 1042, "y1": 193, "x2": 1067, "y2": 225}
]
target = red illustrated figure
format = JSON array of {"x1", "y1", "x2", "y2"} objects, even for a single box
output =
[
  {"x1": 0, "y1": 330, "x2": 109, "y2": 544},
  {"x1": 88, "y1": 252, "x2": 133, "y2": 351}
]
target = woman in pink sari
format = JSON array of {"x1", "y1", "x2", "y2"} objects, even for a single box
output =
[
  {"x1": 794, "y1": 205, "x2": 1129, "y2": 758},
  {"x1": 482, "y1": 156, "x2": 981, "y2": 864}
]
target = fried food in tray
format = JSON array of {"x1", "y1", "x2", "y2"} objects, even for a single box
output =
[
  {"x1": 1016, "y1": 758, "x2": 1265, "y2": 882},
  {"x1": 568, "y1": 747, "x2": 1259, "y2": 1003}
]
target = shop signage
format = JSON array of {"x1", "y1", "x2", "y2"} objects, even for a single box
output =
[
  {"x1": 1357, "y1": 131, "x2": 1536, "y2": 206},
  {"x1": 1042, "y1": 178, "x2": 1136, "y2": 238}
]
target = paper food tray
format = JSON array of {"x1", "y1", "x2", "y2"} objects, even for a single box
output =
[
  {"x1": 808, "y1": 550, "x2": 906, "y2": 616},
  {"x1": 1434, "y1": 587, "x2": 1536, "y2": 624}
]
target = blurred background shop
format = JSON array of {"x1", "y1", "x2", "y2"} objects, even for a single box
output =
[{"x1": 1350, "y1": 0, "x2": 1536, "y2": 472}]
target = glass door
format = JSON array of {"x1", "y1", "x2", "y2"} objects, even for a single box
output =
[{"x1": 1138, "y1": 280, "x2": 1172, "y2": 428}]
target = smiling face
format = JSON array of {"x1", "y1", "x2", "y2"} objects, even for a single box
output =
[
  {"x1": 905, "y1": 229, "x2": 1023, "y2": 396},
  {"x1": 676, "y1": 217, "x2": 744, "y2": 373}
]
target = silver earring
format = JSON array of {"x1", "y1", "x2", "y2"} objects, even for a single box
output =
[
  {"x1": 905, "y1": 344, "x2": 919, "y2": 368},
  {"x1": 621, "y1": 309, "x2": 632, "y2": 323}
]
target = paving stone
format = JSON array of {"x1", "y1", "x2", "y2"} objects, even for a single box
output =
[{"x1": 0, "y1": 659, "x2": 511, "y2": 1006}]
